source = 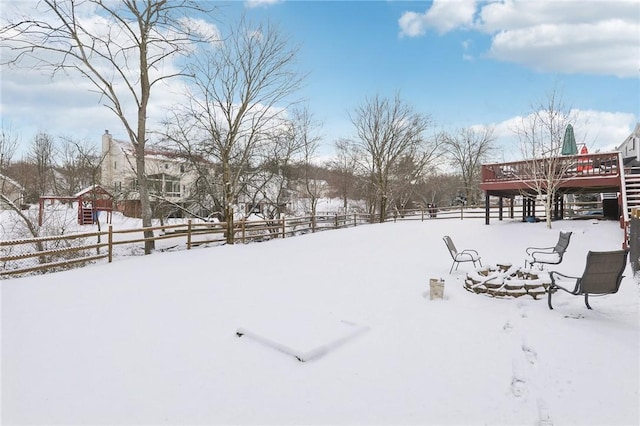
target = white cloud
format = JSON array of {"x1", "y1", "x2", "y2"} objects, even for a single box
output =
[
  {"x1": 398, "y1": 0, "x2": 640, "y2": 78},
  {"x1": 0, "y1": 2, "x2": 198, "y2": 152},
  {"x1": 477, "y1": 0, "x2": 638, "y2": 33},
  {"x1": 179, "y1": 17, "x2": 221, "y2": 44},
  {"x1": 461, "y1": 39, "x2": 474, "y2": 61},
  {"x1": 245, "y1": 0, "x2": 285, "y2": 9},
  {"x1": 0, "y1": 62, "x2": 189, "y2": 153},
  {"x1": 488, "y1": 109, "x2": 637, "y2": 162},
  {"x1": 487, "y1": 18, "x2": 639, "y2": 78},
  {"x1": 399, "y1": 0, "x2": 477, "y2": 36},
  {"x1": 398, "y1": 12, "x2": 428, "y2": 37}
]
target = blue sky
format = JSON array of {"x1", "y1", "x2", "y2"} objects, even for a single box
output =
[{"x1": 1, "y1": 0, "x2": 639, "y2": 162}]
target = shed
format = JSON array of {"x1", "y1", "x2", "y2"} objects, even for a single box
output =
[{"x1": 38, "y1": 185, "x2": 114, "y2": 225}]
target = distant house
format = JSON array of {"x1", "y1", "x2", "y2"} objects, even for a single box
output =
[
  {"x1": 100, "y1": 130, "x2": 318, "y2": 219},
  {"x1": 100, "y1": 130, "x2": 200, "y2": 217},
  {"x1": 0, "y1": 173, "x2": 25, "y2": 209},
  {"x1": 617, "y1": 123, "x2": 640, "y2": 167}
]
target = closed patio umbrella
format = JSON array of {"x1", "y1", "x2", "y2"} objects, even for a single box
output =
[{"x1": 561, "y1": 124, "x2": 578, "y2": 155}]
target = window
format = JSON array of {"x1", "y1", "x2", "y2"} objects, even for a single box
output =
[
  {"x1": 180, "y1": 165, "x2": 185, "y2": 173},
  {"x1": 148, "y1": 173, "x2": 181, "y2": 197},
  {"x1": 164, "y1": 179, "x2": 180, "y2": 197},
  {"x1": 114, "y1": 161, "x2": 117, "y2": 169}
]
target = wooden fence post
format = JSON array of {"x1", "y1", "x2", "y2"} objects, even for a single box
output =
[
  {"x1": 187, "y1": 219, "x2": 192, "y2": 249},
  {"x1": 241, "y1": 220, "x2": 246, "y2": 244},
  {"x1": 630, "y1": 208, "x2": 639, "y2": 273},
  {"x1": 108, "y1": 225, "x2": 113, "y2": 263},
  {"x1": 282, "y1": 217, "x2": 286, "y2": 238}
]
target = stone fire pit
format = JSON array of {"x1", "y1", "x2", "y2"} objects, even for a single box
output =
[{"x1": 464, "y1": 263, "x2": 551, "y2": 299}]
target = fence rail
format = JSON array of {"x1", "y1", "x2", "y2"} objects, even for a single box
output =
[{"x1": 0, "y1": 202, "x2": 609, "y2": 279}]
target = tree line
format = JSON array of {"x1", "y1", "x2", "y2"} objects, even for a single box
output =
[{"x1": 1, "y1": 1, "x2": 498, "y2": 248}]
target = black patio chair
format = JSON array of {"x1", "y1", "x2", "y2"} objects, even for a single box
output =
[
  {"x1": 548, "y1": 250, "x2": 628, "y2": 310},
  {"x1": 443, "y1": 235, "x2": 482, "y2": 274},
  {"x1": 525, "y1": 231, "x2": 572, "y2": 269}
]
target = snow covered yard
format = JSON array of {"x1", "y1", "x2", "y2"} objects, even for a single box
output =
[{"x1": 1, "y1": 218, "x2": 639, "y2": 425}]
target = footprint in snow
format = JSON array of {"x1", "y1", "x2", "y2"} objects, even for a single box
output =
[
  {"x1": 536, "y1": 398, "x2": 554, "y2": 426},
  {"x1": 510, "y1": 376, "x2": 526, "y2": 398},
  {"x1": 521, "y1": 339, "x2": 538, "y2": 365},
  {"x1": 519, "y1": 305, "x2": 529, "y2": 319},
  {"x1": 564, "y1": 313, "x2": 584, "y2": 320},
  {"x1": 510, "y1": 359, "x2": 527, "y2": 398}
]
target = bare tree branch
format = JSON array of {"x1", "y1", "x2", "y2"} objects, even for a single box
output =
[
  {"x1": 162, "y1": 17, "x2": 304, "y2": 243},
  {"x1": 347, "y1": 93, "x2": 438, "y2": 221},
  {"x1": 442, "y1": 126, "x2": 495, "y2": 205},
  {"x1": 1, "y1": 0, "x2": 219, "y2": 253}
]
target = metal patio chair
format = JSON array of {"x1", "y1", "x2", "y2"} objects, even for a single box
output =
[
  {"x1": 443, "y1": 235, "x2": 482, "y2": 274},
  {"x1": 525, "y1": 231, "x2": 572, "y2": 269},
  {"x1": 548, "y1": 250, "x2": 628, "y2": 310}
]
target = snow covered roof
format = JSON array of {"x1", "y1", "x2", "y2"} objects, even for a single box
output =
[
  {"x1": 73, "y1": 184, "x2": 113, "y2": 199},
  {"x1": 0, "y1": 173, "x2": 24, "y2": 191},
  {"x1": 109, "y1": 136, "x2": 192, "y2": 163}
]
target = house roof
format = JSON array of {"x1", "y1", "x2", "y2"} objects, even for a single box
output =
[
  {"x1": 109, "y1": 136, "x2": 194, "y2": 163},
  {"x1": 74, "y1": 184, "x2": 113, "y2": 199},
  {"x1": 0, "y1": 173, "x2": 24, "y2": 191},
  {"x1": 616, "y1": 122, "x2": 640, "y2": 151}
]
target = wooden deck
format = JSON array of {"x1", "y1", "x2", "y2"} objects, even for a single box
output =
[{"x1": 480, "y1": 152, "x2": 622, "y2": 197}]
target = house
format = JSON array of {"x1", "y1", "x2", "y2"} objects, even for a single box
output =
[
  {"x1": 617, "y1": 123, "x2": 640, "y2": 167},
  {"x1": 0, "y1": 173, "x2": 25, "y2": 209},
  {"x1": 100, "y1": 130, "x2": 316, "y2": 219},
  {"x1": 100, "y1": 130, "x2": 200, "y2": 218}
]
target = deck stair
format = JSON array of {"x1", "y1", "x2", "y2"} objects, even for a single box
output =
[
  {"x1": 78, "y1": 207, "x2": 94, "y2": 225},
  {"x1": 623, "y1": 167, "x2": 640, "y2": 216}
]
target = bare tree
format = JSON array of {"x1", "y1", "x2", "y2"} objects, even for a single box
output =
[
  {"x1": 442, "y1": 126, "x2": 495, "y2": 205},
  {"x1": 389, "y1": 154, "x2": 426, "y2": 213},
  {"x1": 0, "y1": 128, "x2": 41, "y2": 243},
  {"x1": 329, "y1": 138, "x2": 361, "y2": 212},
  {"x1": 293, "y1": 107, "x2": 323, "y2": 220},
  {"x1": 249, "y1": 124, "x2": 302, "y2": 220},
  {"x1": 515, "y1": 88, "x2": 578, "y2": 228},
  {"x1": 0, "y1": 122, "x2": 19, "y2": 173},
  {"x1": 58, "y1": 137, "x2": 100, "y2": 195},
  {"x1": 348, "y1": 93, "x2": 438, "y2": 222},
  {"x1": 164, "y1": 18, "x2": 304, "y2": 244},
  {"x1": 1, "y1": 0, "x2": 217, "y2": 254},
  {"x1": 28, "y1": 131, "x2": 56, "y2": 197},
  {"x1": 415, "y1": 172, "x2": 463, "y2": 208},
  {"x1": 0, "y1": 193, "x2": 41, "y2": 243}
]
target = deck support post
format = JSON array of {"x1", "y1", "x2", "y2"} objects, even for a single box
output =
[{"x1": 485, "y1": 193, "x2": 490, "y2": 225}]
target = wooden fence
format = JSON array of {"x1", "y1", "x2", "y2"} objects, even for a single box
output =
[
  {"x1": 629, "y1": 208, "x2": 640, "y2": 274},
  {"x1": 0, "y1": 201, "x2": 608, "y2": 279}
]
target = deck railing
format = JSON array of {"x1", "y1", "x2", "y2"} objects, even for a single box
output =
[{"x1": 482, "y1": 152, "x2": 620, "y2": 183}]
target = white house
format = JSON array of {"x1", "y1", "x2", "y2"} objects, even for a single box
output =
[
  {"x1": 100, "y1": 130, "x2": 200, "y2": 217},
  {"x1": 100, "y1": 130, "x2": 318, "y2": 219},
  {"x1": 617, "y1": 123, "x2": 640, "y2": 167},
  {"x1": 0, "y1": 173, "x2": 25, "y2": 209}
]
